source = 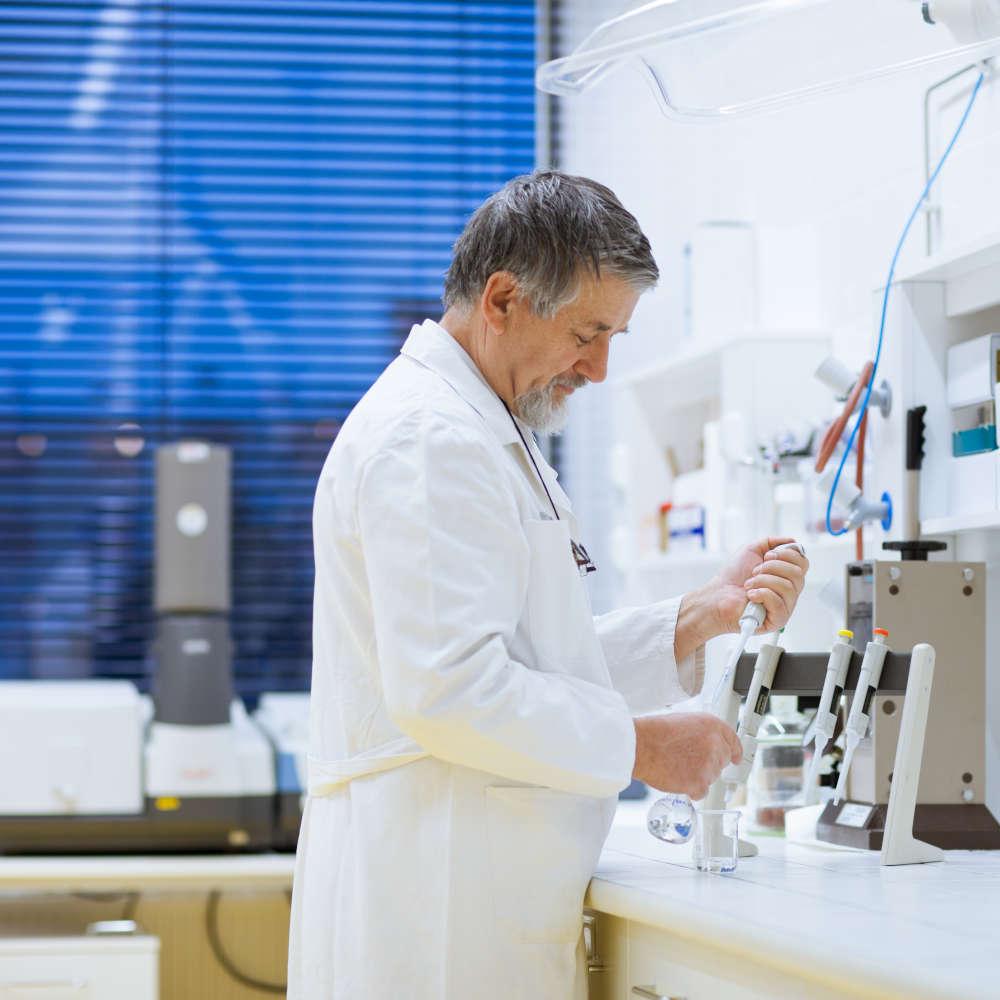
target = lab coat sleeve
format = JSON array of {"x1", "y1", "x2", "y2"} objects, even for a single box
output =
[
  {"x1": 355, "y1": 413, "x2": 636, "y2": 799},
  {"x1": 594, "y1": 598, "x2": 706, "y2": 714}
]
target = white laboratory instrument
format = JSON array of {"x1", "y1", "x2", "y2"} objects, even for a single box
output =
[
  {"x1": 0, "y1": 680, "x2": 277, "y2": 853},
  {"x1": 0, "y1": 681, "x2": 144, "y2": 817},
  {"x1": 803, "y1": 630, "x2": 855, "y2": 803},
  {"x1": 0, "y1": 442, "x2": 300, "y2": 854},
  {"x1": 253, "y1": 691, "x2": 310, "y2": 850},
  {"x1": 720, "y1": 639, "x2": 784, "y2": 804},
  {"x1": 834, "y1": 629, "x2": 891, "y2": 803}
]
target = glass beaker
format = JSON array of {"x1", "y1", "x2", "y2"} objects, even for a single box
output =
[
  {"x1": 746, "y1": 714, "x2": 808, "y2": 834},
  {"x1": 693, "y1": 808, "x2": 740, "y2": 873}
]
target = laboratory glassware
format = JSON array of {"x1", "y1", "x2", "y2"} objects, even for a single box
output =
[{"x1": 693, "y1": 809, "x2": 741, "y2": 873}]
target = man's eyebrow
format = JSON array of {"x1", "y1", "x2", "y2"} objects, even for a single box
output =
[{"x1": 588, "y1": 320, "x2": 629, "y2": 334}]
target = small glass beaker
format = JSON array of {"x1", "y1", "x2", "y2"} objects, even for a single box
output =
[{"x1": 693, "y1": 809, "x2": 740, "y2": 873}]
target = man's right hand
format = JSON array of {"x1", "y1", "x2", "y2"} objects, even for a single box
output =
[{"x1": 631, "y1": 713, "x2": 742, "y2": 800}]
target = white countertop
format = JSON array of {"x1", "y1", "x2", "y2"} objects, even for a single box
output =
[
  {"x1": 587, "y1": 801, "x2": 1000, "y2": 1000},
  {"x1": 0, "y1": 853, "x2": 296, "y2": 892}
]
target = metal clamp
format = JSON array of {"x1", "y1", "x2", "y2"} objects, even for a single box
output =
[
  {"x1": 582, "y1": 912, "x2": 605, "y2": 972},
  {"x1": 632, "y1": 987, "x2": 687, "y2": 1000}
]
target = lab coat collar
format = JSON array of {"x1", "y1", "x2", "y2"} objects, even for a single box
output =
[
  {"x1": 400, "y1": 319, "x2": 573, "y2": 515},
  {"x1": 400, "y1": 318, "x2": 522, "y2": 447}
]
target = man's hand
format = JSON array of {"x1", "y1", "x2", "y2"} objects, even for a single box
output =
[
  {"x1": 674, "y1": 537, "x2": 809, "y2": 660},
  {"x1": 712, "y1": 536, "x2": 808, "y2": 633},
  {"x1": 632, "y1": 713, "x2": 742, "y2": 800}
]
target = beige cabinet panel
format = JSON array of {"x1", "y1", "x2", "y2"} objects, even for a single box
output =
[{"x1": 590, "y1": 915, "x2": 905, "y2": 1000}]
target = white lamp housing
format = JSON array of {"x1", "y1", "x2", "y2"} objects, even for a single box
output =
[{"x1": 537, "y1": 0, "x2": 1000, "y2": 120}]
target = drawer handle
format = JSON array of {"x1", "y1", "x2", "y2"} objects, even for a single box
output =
[{"x1": 632, "y1": 987, "x2": 687, "y2": 1000}]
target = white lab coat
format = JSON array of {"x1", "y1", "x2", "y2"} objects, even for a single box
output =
[{"x1": 287, "y1": 319, "x2": 702, "y2": 1000}]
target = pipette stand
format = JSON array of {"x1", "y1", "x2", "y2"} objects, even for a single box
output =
[
  {"x1": 881, "y1": 643, "x2": 943, "y2": 865},
  {"x1": 728, "y1": 639, "x2": 999, "y2": 859}
]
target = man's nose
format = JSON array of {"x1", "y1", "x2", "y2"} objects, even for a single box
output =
[{"x1": 576, "y1": 339, "x2": 609, "y2": 384}]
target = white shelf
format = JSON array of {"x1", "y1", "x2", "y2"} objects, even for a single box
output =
[
  {"x1": 618, "y1": 332, "x2": 827, "y2": 402},
  {"x1": 898, "y1": 232, "x2": 1000, "y2": 317},
  {"x1": 921, "y1": 511, "x2": 1000, "y2": 535}
]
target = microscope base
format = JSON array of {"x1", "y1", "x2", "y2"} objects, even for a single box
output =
[{"x1": 816, "y1": 800, "x2": 1000, "y2": 851}]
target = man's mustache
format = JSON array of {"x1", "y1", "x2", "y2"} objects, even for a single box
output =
[{"x1": 549, "y1": 374, "x2": 588, "y2": 392}]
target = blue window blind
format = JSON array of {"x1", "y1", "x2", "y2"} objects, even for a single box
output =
[{"x1": 0, "y1": 0, "x2": 537, "y2": 699}]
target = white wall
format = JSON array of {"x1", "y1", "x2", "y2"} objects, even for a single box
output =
[{"x1": 551, "y1": 1, "x2": 1000, "y2": 811}]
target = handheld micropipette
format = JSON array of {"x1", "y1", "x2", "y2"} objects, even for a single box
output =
[
  {"x1": 719, "y1": 637, "x2": 784, "y2": 805},
  {"x1": 708, "y1": 542, "x2": 805, "y2": 709},
  {"x1": 803, "y1": 629, "x2": 855, "y2": 803},
  {"x1": 648, "y1": 542, "x2": 804, "y2": 843},
  {"x1": 834, "y1": 628, "x2": 890, "y2": 804}
]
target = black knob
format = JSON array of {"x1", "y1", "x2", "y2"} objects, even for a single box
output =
[{"x1": 906, "y1": 405, "x2": 927, "y2": 471}]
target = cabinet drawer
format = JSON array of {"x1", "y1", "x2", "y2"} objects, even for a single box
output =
[
  {"x1": 626, "y1": 921, "x2": 855, "y2": 1000},
  {"x1": 0, "y1": 936, "x2": 158, "y2": 1000}
]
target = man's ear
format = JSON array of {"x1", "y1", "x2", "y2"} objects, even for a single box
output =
[{"x1": 479, "y1": 271, "x2": 519, "y2": 335}]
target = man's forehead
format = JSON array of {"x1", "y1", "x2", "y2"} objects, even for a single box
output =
[{"x1": 565, "y1": 277, "x2": 637, "y2": 330}]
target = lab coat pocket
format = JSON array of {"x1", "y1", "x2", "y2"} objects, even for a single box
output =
[
  {"x1": 484, "y1": 785, "x2": 613, "y2": 945},
  {"x1": 522, "y1": 519, "x2": 609, "y2": 686}
]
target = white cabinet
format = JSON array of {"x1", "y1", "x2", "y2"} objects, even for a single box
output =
[{"x1": 0, "y1": 936, "x2": 158, "y2": 1000}]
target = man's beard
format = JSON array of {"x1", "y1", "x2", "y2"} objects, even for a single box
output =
[{"x1": 512, "y1": 374, "x2": 588, "y2": 435}]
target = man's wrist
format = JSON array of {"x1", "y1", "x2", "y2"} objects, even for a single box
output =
[{"x1": 674, "y1": 585, "x2": 719, "y2": 663}]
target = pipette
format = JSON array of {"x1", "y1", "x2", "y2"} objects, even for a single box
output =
[
  {"x1": 803, "y1": 629, "x2": 855, "y2": 803},
  {"x1": 719, "y1": 637, "x2": 784, "y2": 805},
  {"x1": 708, "y1": 542, "x2": 805, "y2": 709},
  {"x1": 834, "y1": 628, "x2": 890, "y2": 804},
  {"x1": 649, "y1": 542, "x2": 804, "y2": 843}
]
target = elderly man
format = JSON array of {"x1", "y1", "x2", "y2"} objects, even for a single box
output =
[{"x1": 287, "y1": 171, "x2": 807, "y2": 1000}]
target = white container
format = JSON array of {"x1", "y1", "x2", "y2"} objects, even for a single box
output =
[
  {"x1": 0, "y1": 682, "x2": 143, "y2": 815},
  {"x1": 0, "y1": 934, "x2": 158, "y2": 999},
  {"x1": 946, "y1": 332, "x2": 1000, "y2": 409}
]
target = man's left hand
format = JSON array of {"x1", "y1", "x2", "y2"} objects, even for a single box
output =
[{"x1": 709, "y1": 536, "x2": 809, "y2": 634}]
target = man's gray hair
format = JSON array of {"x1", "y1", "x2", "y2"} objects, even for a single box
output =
[{"x1": 443, "y1": 170, "x2": 659, "y2": 318}]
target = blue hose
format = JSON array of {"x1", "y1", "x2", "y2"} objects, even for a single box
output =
[{"x1": 826, "y1": 72, "x2": 986, "y2": 536}]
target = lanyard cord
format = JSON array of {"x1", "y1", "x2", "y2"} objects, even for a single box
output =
[{"x1": 500, "y1": 399, "x2": 560, "y2": 522}]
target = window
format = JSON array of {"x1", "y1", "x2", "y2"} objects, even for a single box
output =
[{"x1": 1, "y1": 0, "x2": 537, "y2": 699}]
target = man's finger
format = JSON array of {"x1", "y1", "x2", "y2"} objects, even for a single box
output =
[
  {"x1": 758, "y1": 536, "x2": 795, "y2": 555},
  {"x1": 746, "y1": 579, "x2": 792, "y2": 616}
]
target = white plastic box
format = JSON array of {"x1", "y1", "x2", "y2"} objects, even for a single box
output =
[{"x1": 0, "y1": 934, "x2": 158, "y2": 999}]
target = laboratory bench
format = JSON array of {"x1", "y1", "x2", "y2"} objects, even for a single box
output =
[
  {"x1": 2, "y1": 813, "x2": 999, "y2": 1000},
  {"x1": 585, "y1": 800, "x2": 1000, "y2": 1000}
]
